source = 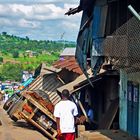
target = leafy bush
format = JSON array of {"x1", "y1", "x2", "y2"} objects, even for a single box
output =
[
  {"x1": 12, "y1": 51, "x2": 19, "y2": 58},
  {"x1": 1, "y1": 63, "x2": 22, "y2": 81},
  {"x1": 0, "y1": 57, "x2": 3, "y2": 63}
]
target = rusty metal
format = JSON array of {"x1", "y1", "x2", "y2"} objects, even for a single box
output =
[
  {"x1": 53, "y1": 58, "x2": 83, "y2": 75},
  {"x1": 27, "y1": 74, "x2": 63, "y2": 105}
]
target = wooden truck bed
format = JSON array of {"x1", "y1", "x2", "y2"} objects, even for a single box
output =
[{"x1": 19, "y1": 91, "x2": 57, "y2": 140}]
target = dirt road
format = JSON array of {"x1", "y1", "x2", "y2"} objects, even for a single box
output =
[
  {"x1": 0, "y1": 102, "x2": 47, "y2": 140},
  {"x1": 0, "y1": 102, "x2": 136, "y2": 140}
]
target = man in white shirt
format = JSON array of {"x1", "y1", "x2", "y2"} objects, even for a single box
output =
[{"x1": 54, "y1": 89, "x2": 78, "y2": 140}]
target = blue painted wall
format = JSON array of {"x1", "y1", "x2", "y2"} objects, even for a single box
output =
[
  {"x1": 119, "y1": 70, "x2": 127, "y2": 131},
  {"x1": 138, "y1": 84, "x2": 140, "y2": 138},
  {"x1": 120, "y1": 70, "x2": 140, "y2": 138}
]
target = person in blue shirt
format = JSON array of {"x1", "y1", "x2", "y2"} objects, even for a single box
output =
[
  {"x1": 84, "y1": 103, "x2": 95, "y2": 130},
  {"x1": 87, "y1": 104, "x2": 94, "y2": 122},
  {"x1": 85, "y1": 104, "x2": 94, "y2": 122}
]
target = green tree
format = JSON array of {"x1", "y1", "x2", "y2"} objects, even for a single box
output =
[
  {"x1": 0, "y1": 57, "x2": 3, "y2": 63},
  {"x1": 12, "y1": 51, "x2": 19, "y2": 58},
  {"x1": 1, "y1": 63, "x2": 22, "y2": 81},
  {"x1": 2, "y1": 32, "x2": 7, "y2": 36}
]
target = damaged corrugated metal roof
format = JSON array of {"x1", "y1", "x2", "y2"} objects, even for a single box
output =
[
  {"x1": 57, "y1": 69, "x2": 119, "y2": 95},
  {"x1": 53, "y1": 58, "x2": 83, "y2": 75},
  {"x1": 27, "y1": 64, "x2": 64, "y2": 105},
  {"x1": 57, "y1": 69, "x2": 93, "y2": 94},
  {"x1": 27, "y1": 74, "x2": 63, "y2": 105},
  {"x1": 33, "y1": 63, "x2": 56, "y2": 76}
]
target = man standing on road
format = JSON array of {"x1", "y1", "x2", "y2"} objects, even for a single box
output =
[{"x1": 54, "y1": 89, "x2": 78, "y2": 140}]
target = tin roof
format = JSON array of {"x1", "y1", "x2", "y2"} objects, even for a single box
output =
[
  {"x1": 57, "y1": 70, "x2": 119, "y2": 95},
  {"x1": 57, "y1": 69, "x2": 93, "y2": 94},
  {"x1": 27, "y1": 74, "x2": 63, "y2": 105},
  {"x1": 60, "y1": 48, "x2": 76, "y2": 57},
  {"x1": 53, "y1": 58, "x2": 83, "y2": 75},
  {"x1": 34, "y1": 63, "x2": 61, "y2": 77}
]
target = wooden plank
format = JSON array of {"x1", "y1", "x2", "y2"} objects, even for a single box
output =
[
  {"x1": 13, "y1": 99, "x2": 27, "y2": 120},
  {"x1": 98, "y1": 98, "x2": 119, "y2": 129},
  {"x1": 78, "y1": 100, "x2": 89, "y2": 122},
  {"x1": 29, "y1": 107, "x2": 38, "y2": 119},
  {"x1": 23, "y1": 93, "x2": 56, "y2": 121},
  {"x1": 21, "y1": 112, "x2": 57, "y2": 140},
  {"x1": 77, "y1": 125, "x2": 85, "y2": 138}
]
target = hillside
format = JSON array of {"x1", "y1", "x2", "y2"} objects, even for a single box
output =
[
  {"x1": 0, "y1": 32, "x2": 75, "y2": 54},
  {"x1": 0, "y1": 32, "x2": 76, "y2": 81}
]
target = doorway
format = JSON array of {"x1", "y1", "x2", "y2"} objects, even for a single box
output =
[{"x1": 127, "y1": 81, "x2": 139, "y2": 137}]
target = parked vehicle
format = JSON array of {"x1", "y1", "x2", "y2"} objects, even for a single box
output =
[{"x1": 3, "y1": 77, "x2": 34, "y2": 111}]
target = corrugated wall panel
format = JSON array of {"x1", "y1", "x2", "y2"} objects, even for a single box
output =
[
  {"x1": 30, "y1": 75, "x2": 52, "y2": 90},
  {"x1": 28, "y1": 76, "x2": 42, "y2": 90},
  {"x1": 29, "y1": 76, "x2": 44, "y2": 90},
  {"x1": 27, "y1": 74, "x2": 62, "y2": 105}
]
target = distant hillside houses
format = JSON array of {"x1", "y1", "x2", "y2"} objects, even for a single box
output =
[{"x1": 25, "y1": 50, "x2": 38, "y2": 57}]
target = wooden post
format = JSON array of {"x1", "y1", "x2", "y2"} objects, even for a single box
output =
[{"x1": 78, "y1": 100, "x2": 89, "y2": 122}]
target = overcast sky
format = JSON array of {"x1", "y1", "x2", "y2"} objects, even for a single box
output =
[{"x1": 0, "y1": 0, "x2": 82, "y2": 41}]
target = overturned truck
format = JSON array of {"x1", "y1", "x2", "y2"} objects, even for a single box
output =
[
  {"x1": 19, "y1": 90, "x2": 58, "y2": 140},
  {"x1": 7, "y1": 69, "x2": 64, "y2": 140}
]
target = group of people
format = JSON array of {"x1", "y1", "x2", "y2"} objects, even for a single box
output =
[{"x1": 54, "y1": 89, "x2": 94, "y2": 140}]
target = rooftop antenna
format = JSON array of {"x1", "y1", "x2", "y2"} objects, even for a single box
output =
[
  {"x1": 60, "y1": 32, "x2": 65, "y2": 40},
  {"x1": 60, "y1": 32, "x2": 66, "y2": 49}
]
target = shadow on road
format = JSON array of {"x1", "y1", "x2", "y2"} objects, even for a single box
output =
[{"x1": 12, "y1": 121, "x2": 35, "y2": 130}]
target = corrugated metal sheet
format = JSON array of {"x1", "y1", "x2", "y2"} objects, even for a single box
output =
[
  {"x1": 34, "y1": 63, "x2": 61, "y2": 76},
  {"x1": 23, "y1": 60, "x2": 82, "y2": 106},
  {"x1": 53, "y1": 58, "x2": 83, "y2": 75},
  {"x1": 57, "y1": 69, "x2": 93, "y2": 94},
  {"x1": 60, "y1": 48, "x2": 76, "y2": 57},
  {"x1": 57, "y1": 69, "x2": 118, "y2": 95},
  {"x1": 26, "y1": 74, "x2": 63, "y2": 105}
]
